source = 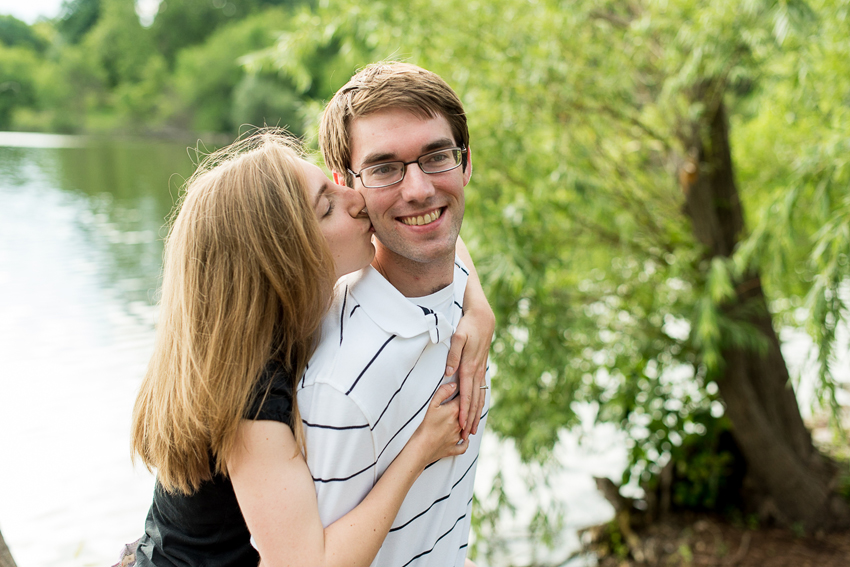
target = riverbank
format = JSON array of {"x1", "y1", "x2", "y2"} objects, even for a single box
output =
[
  {"x1": 582, "y1": 415, "x2": 850, "y2": 567},
  {"x1": 584, "y1": 512, "x2": 850, "y2": 567}
]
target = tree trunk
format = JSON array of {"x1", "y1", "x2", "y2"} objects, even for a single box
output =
[
  {"x1": 681, "y1": 86, "x2": 850, "y2": 531},
  {"x1": 0, "y1": 528, "x2": 17, "y2": 567}
]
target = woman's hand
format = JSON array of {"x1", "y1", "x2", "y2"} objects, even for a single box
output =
[
  {"x1": 445, "y1": 309, "x2": 493, "y2": 441},
  {"x1": 450, "y1": 237, "x2": 495, "y2": 442},
  {"x1": 407, "y1": 383, "x2": 468, "y2": 466}
]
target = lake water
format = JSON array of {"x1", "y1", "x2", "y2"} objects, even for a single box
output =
[
  {"x1": 0, "y1": 133, "x2": 195, "y2": 567},
  {"x1": 0, "y1": 132, "x2": 844, "y2": 567}
]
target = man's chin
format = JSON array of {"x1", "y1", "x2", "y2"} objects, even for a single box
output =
[{"x1": 375, "y1": 241, "x2": 457, "y2": 266}]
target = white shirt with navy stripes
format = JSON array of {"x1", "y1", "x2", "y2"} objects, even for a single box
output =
[{"x1": 297, "y1": 257, "x2": 489, "y2": 567}]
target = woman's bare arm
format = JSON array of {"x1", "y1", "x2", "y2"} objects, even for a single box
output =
[{"x1": 228, "y1": 383, "x2": 466, "y2": 567}]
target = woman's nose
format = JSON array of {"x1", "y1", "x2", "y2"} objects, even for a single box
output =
[{"x1": 341, "y1": 186, "x2": 367, "y2": 217}]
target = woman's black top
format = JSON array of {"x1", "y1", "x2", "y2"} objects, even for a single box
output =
[{"x1": 134, "y1": 360, "x2": 294, "y2": 567}]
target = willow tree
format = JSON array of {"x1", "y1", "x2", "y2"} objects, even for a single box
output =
[{"x1": 261, "y1": 0, "x2": 850, "y2": 531}]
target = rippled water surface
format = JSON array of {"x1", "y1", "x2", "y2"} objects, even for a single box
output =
[{"x1": 0, "y1": 134, "x2": 197, "y2": 567}]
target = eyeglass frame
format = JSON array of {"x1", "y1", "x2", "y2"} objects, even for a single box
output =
[{"x1": 347, "y1": 146, "x2": 468, "y2": 189}]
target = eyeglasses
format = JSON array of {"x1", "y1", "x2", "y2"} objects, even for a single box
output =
[{"x1": 348, "y1": 147, "x2": 467, "y2": 189}]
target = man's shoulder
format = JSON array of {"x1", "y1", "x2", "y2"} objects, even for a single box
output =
[
  {"x1": 453, "y1": 254, "x2": 470, "y2": 278},
  {"x1": 306, "y1": 276, "x2": 396, "y2": 388}
]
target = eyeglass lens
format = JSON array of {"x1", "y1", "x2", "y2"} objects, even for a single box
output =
[{"x1": 361, "y1": 148, "x2": 462, "y2": 187}]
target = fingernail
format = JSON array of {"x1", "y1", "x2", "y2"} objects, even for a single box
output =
[
  {"x1": 445, "y1": 366, "x2": 455, "y2": 376},
  {"x1": 448, "y1": 383, "x2": 456, "y2": 389}
]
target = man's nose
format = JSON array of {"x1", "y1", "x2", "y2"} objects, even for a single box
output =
[{"x1": 399, "y1": 164, "x2": 436, "y2": 203}]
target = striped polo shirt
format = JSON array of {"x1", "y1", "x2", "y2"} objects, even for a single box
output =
[{"x1": 298, "y1": 258, "x2": 489, "y2": 567}]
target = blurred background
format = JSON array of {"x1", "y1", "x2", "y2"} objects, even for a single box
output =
[{"x1": 0, "y1": 0, "x2": 848, "y2": 566}]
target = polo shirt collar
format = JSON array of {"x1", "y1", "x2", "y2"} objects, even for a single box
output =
[{"x1": 347, "y1": 265, "x2": 458, "y2": 345}]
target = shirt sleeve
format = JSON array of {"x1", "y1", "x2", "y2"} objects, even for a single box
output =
[
  {"x1": 298, "y1": 382, "x2": 377, "y2": 527},
  {"x1": 245, "y1": 362, "x2": 293, "y2": 424}
]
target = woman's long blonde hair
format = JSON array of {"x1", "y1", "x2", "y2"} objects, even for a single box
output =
[{"x1": 131, "y1": 130, "x2": 336, "y2": 495}]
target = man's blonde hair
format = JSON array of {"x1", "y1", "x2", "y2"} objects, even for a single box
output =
[
  {"x1": 131, "y1": 129, "x2": 336, "y2": 495},
  {"x1": 319, "y1": 62, "x2": 469, "y2": 187}
]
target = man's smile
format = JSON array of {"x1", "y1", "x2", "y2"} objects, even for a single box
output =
[{"x1": 398, "y1": 207, "x2": 443, "y2": 226}]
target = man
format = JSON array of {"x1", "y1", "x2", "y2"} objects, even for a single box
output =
[{"x1": 297, "y1": 62, "x2": 490, "y2": 566}]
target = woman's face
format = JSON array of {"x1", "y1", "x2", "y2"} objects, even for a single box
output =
[{"x1": 302, "y1": 160, "x2": 375, "y2": 279}]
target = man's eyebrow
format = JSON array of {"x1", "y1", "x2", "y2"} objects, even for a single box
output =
[
  {"x1": 358, "y1": 138, "x2": 457, "y2": 167},
  {"x1": 422, "y1": 138, "x2": 456, "y2": 153},
  {"x1": 314, "y1": 183, "x2": 328, "y2": 208},
  {"x1": 360, "y1": 151, "x2": 396, "y2": 166}
]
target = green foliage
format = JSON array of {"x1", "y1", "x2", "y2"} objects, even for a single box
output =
[
  {"x1": 56, "y1": 0, "x2": 101, "y2": 44},
  {"x1": 35, "y1": 44, "x2": 107, "y2": 132},
  {"x1": 0, "y1": 18, "x2": 57, "y2": 130},
  {"x1": 839, "y1": 463, "x2": 850, "y2": 501},
  {"x1": 10, "y1": 0, "x2": 160, "y2": 132},
  {"x1": 114, "y1": 54, "x2": 170, "y2": 125},
  {"x1": 606, "y1": 521, "x2": 630, "y2": 559},
  {"x1": 0, "y1": 44, "x2": 42, "y2": 129},
  {"x1": 469, "y1": 470, "x2": 515, "y2": 562},
  {"x1": 241, "y1": 7, "x2": 385, "y2": 144},
  {"x1": 245, "y1": 9, "x2": 379, "y2": 100},
  {"x1": 230, "y1": 73, "x2": 301, "y2": 133},
  {"x1": 669, "y1": 418, "x2": 740, "y2": 511},
  {"x1": 673, "y1": 450, "x2": 735, "y2": 510},
  {"x1": 0, "y1": 0, "x2": 323, "y2": 134},
  {"x1": 733, "y1": 0, "x2": 850, "y2": 424},
  {"x1": 149, "y1": 0, "x2": 246, "y2": 63},
  {"x1": 168, "y1": 8, "x2": 296, "y2": 133},
  {"x1": 83, "y1": 0, "x2": 156, "y2": 88},
  {"x1": 0, "y1": 16, "x2": 47, "y2": 51},
  {"x1": 149, "y1": 0, "x2": 312, "y2": 64}
]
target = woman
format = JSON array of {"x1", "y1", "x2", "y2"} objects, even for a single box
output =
[{"x1": 126, "y1": 130, "x2": 492, "y2": 567}]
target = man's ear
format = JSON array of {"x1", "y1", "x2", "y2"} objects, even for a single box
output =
[
  {"x1": 462, "y1": 146, "x2": 473, "y2": 187},
  {"x1": 332, "y1": 170, "x2": 345, "y2": 185}
]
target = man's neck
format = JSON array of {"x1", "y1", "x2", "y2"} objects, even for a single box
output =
[{"x1": 371, "y1": 246, "x2": 455, "y2": 298}]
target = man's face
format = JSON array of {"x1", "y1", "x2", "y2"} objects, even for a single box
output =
[{"x1": 342, "y1": 108, "x2": 472, "y2": 269}]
